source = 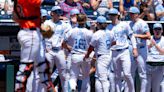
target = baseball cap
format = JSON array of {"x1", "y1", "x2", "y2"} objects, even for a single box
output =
[
  {"x1": 41, "y1": 9, "x2": 48, "y2": 17},
  {"x1": 96, "y1": 16, "x2": 107, "y2": 23},
  {"x1": 70, "y1": 9, "x2": 80, "y2": 15},
  {"x1": 51, "y1": 6, "x2": 63, "y2": 15},
  {"x1": 108, "y1": 8, "x2": 120, "y2": 15},
  {"x1": 129, "y1": 7, "x2": 140, "y2": 14},
  {"x1": 51, "y1": 6, "x2": 61, "y2": 11},
  {"x1": 153, "y1": 23, "x2": 163, "y2": 30}
]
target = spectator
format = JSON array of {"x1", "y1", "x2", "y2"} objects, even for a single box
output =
[
  {"x1": 119, "y1": 0, "x2": 137, "y2": 20},
  {"x1": 90, "y1": 0, "x2": 112, "y2": 16},
  {"x1": 139, "y1": 0, "x2": 155, "y2": 21},
  {"x1": 59, "y1": 0, "x2": 85, "y2": 20},
  {"x1": 74, "y1": 0, "x2": 91, "y2": 9},
  {"x1": 109, "y1": 0, "x2": 120, "y2": 10},
  {"x1": 0, "y1": 0, "x2": 13, "y2": 15},
  {"x1": 146, "y1": 23, "x2": 164, "y2": 92},
  {"x1": 154, "y1": 2, "x2": 164, "y2": 21}
]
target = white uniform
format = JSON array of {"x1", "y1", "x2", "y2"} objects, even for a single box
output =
[
  {"x1": 43, "y1": 19, "x2": 69, "y2": 92},
  {"x1": 15, "y1": 28, "x2": 49, "y2": 92},
  {"x1": 64, "y1": 27, "x2": 93, "y2": 92},
  {"x1": 146, "y1": 36, "x2": 164, "y2": 92},
  {"x1": 129, "y1": 19, "x2": 149, "y2": 92},
  {"x1": 26, "y1": 37, "x2": 47, "y2": 92},
  {"x1": 64, "y1": 21, "x2": 78, "y2": 78},
  {"x1": 90, "y1": 29, "x2": 115, "y2": 92},
  {"x1": 106, "y1": 21, "x2": 137, "y2": 92}
]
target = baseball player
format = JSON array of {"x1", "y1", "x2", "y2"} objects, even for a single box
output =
[
  {"x1": 64, "y1": 8, "x2": 80, "y2": 77},
  {"x1": 106, "y1": 8, "x2": 138, "y2": 92},
  {"x1": 41, "y1": 9, "x2": 49, "y2": 23},
  {"x1": 13, "y1": 0, "x2": 52, "y2": 92},
  {"x1": 129, "y1": 6, "x2": 151, "y2": 92},
  {"x1": 84, "y1": 16, "x2": 115, "y2": 92},
  {"x1": 146, "y1": 23, "x2": 164, "y2": 92},
  {"x1": 25, "y1": 8, "x2": 50, "y2": 92},
  {"x1": 42, "y1": 6, "x2": 70, "y2": 92},
  {"x1": 62, "y1": 14, "x2": 93, "y2": 92}
]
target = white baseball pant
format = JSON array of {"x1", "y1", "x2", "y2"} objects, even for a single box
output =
[
  {"x1": 146, "y1": 65, "x2": 164, "y2": 92},
  {"x1": 15, "y1": 28, "x2": 43, "y2": 92},
  {"x1": 45, "y1": 49, "x2": 68, "y2": 92},
  {"x1": 108, "y1": 61, "x2": 115, "y2": 92},
  {"x1": 95, "y1": 54, "x2": 111, "y2": 92},
  {"x1": 69, "y1": 53, "x2": 90, "y2": 92},
  {"x1": 132, "y1": 47, "x2": 148, "y2": 92},
  {"x1": 26, "y1": 36, "x2": 47, "y2": 92},
  {"x1": 112, "y1": 49, "x2": 135, "y2": 92}
]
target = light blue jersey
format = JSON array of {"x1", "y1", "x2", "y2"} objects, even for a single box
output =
[
  {"x1": 90, "y1": 30, "x2": 115, "y2": 56},
  {"x1": 44, "y1": 20, "x2": 69, "y2": 48},
  {"x1": 64, "y1": 27, "x2": 93, "y2": 54},
  {"x1": 106, "y1": 21, "x2": 134, "y2": 50},
  {"x1": 129, "y1": 19, "x2": 150, "y2": 48},
  {"x1": 148, "y1": 36, "x2": 164, "y2": 55}
]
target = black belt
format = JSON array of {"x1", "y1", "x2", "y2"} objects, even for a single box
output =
[
  {"x1": 97, "y1": 54, "x2": 102, "y2": 58},
  {"x1": 21, "y1": 27, "x2": 37, "y2": 30},
  {"x1": 29, "y1": 28, "x2": 37, "y2": 30},
  {"x1": 139, "y1": 46, "x2": 145, "y2": 48},
  {"x1": 52, "y1": 47, "x2": 61, "y2": 51},
  {"x1": 97, "y1": 54, "x2": 110, "y2": 58},
  {"x1": 115, "y1": 47, "x2": 128, "y2": 52}
]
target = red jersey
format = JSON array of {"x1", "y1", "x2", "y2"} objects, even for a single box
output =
[{"x1": 15, "y1": 0, "x2": 41, "y2": 28}]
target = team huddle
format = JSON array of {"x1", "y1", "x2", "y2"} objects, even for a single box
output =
[{"x1": 12, "y1": 0, "x2": 164, "y2": 92}]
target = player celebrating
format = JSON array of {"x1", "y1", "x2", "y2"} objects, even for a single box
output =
[
  {"x1": 106, "y1": 8, "x2": 138, "y2": 92},
  {"x1": 41, "y1": 6, "x2": 70, "y2": 92},
  {"x1": 84, "y1": 16, "x2": 115, "y2": 92},
  {"x1": 129, "y1": 6, "x2": 151, "y2": 92},
  {"x1": 62, "y1": 14, "x2": 93, "y2": 92},
  {"x1": 146, "y1": 23, "x2": 164, "y2": 92}
]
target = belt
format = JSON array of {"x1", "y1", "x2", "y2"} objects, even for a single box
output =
[
  {"x1": 21, "y1": 27, "x2": 37, "y2": 30},
  {"x1": 97, "y1": 54, "x2": 102, "y2": 58},
  {"x1": 29, "y1": 28, "x2": 37, "y2": 30},
  {"x1": 97, "y1": 54, "x2": 110, "y2": 58},
  {"x1": 52, "y1": 47, "x2": 61, "y2": 52},
  {"x1": 139, "y1": 46, "x2": 145, "y2": 48},
  {"x1": 115, "y1": 47, "x2": 128, "y2": 52}
]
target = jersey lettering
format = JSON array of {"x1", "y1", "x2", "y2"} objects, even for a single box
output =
[{"x1": 74, "y1": 38, "x2": 86, "y2": 50}]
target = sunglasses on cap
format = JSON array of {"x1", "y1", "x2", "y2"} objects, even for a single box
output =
[
  {"x1": 52, "y1": 9, "x2": 63, "y2": 15},
  {"x1": 154, "y1": 27, "x2": 162, "y2": 31}
]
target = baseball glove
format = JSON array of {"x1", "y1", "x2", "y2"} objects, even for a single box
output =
[{"x1": 40, "y1": 24, "x2": 54, "y2": 38}]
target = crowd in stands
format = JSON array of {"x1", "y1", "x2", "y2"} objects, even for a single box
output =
[{"x1": 0, "y1": 0, "x2": 164, "y2": 21}]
